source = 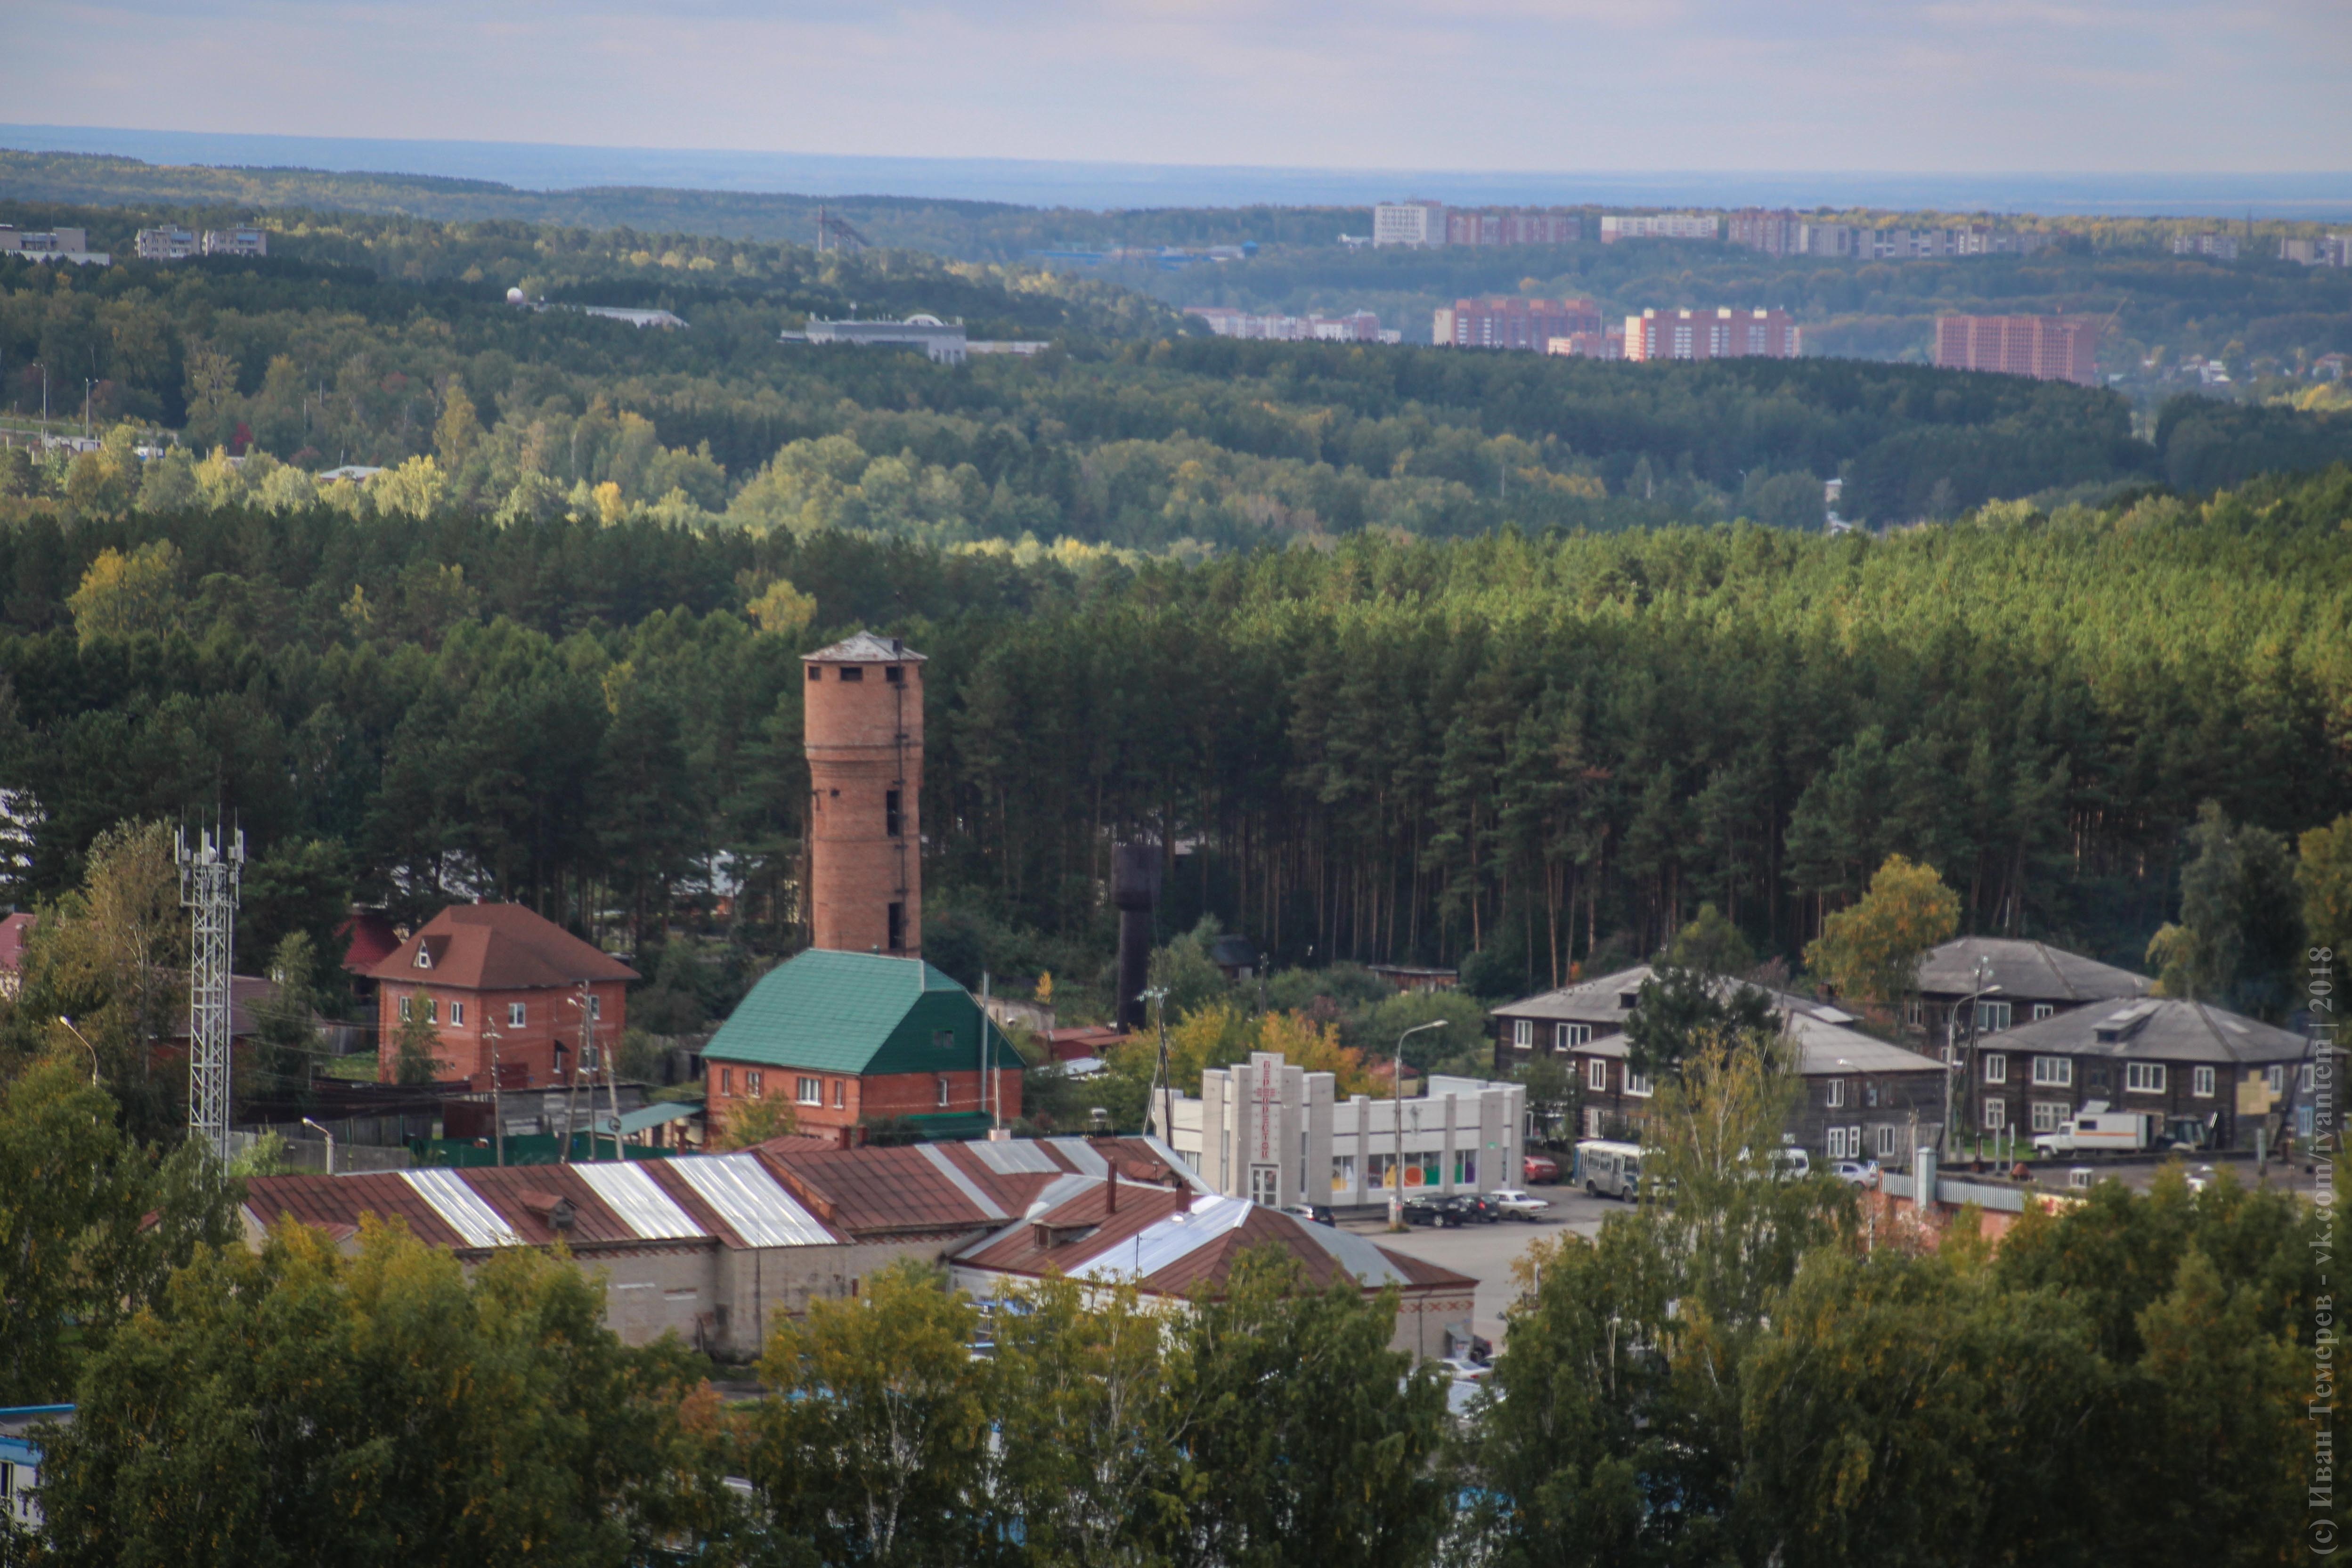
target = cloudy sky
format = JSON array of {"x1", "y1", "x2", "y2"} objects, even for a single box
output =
[{"x1": 8, "y1": 0, "x2": 2348, "y2": 174}]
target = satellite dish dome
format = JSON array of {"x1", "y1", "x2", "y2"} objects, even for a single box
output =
[
  {"x1": 505, "y1": 287, "x2": 528, "y2": 306},
  {"x1": 904, "y1": 313, "x2": 944, "y2": 325}
]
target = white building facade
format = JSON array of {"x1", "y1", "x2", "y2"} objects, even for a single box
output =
[
  {"x1": 1373, "y1": 202, "x2": 1448, "y2": 248},
  {"x1": 1152, "y1": 1051, "x2": 1524, "y2": 1209}
]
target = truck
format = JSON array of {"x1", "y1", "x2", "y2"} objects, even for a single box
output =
[{"x1": 2032, "y1": 1101, "x2": 2150, "y2": 1156}]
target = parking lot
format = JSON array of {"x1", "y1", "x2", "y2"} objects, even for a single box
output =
[{"x1": 1348, "y1": 1182, "x2": 1632, "y2": 1348}]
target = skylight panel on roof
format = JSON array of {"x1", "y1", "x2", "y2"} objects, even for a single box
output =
[
  {"x1": 671, "y1": 1154, "x2": 834, "y2": 1248},
  {"x1": 575, "y1": 1162, "x2": 706, "y2": 1241},
  {"x1": 400, "y1": 1169, "x2": 523, "y2": 1249}
]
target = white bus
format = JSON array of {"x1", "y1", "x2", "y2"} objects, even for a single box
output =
[{"x1": 1575, "y1": 1139, "x2": 1646, "y2": 1201}]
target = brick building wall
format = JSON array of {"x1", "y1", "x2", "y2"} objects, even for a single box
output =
[
  {"x1": 805, "y1": 648, "x2": 923, "y2": 955},
  {"x1": 707, "y1": 1062, "x2": 1023, "y2": 1139},
  {"x1": 375, "y1": 977, "x2": 629, "y2": 1090}
]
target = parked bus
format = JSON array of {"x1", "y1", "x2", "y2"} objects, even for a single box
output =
[{"x1": 1575, "y1": 1139, "x2": 1646, "y2": 1201}]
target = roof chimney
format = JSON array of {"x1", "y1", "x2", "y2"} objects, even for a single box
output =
[{"x1": 1107, "y1": 1158, "x2": 1119, "y2": 1214}]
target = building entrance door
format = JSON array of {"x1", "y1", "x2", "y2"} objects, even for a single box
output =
[{"x1": 1249, "y1": 1165, "x2": 1280, "y2": 1207}]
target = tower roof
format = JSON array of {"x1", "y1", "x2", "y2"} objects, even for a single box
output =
[{"x1": 804, "y1": 630, "x2": 925, "y2": 664}]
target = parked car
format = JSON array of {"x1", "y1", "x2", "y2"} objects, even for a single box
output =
[
  {"x1": 1830, "y1": 1160, "x2": 1880, "y2": 1186},
  {"x1": 1405, "y1": 1194, "x2": 1471, "y2": 1227},
  {"x1": 1522, "y1": 1152, "x2": 1561, "y2": 1184},
  {"x1": 1767, "y1": 1147, "x2": 1812, "y2": 1181},
  {"x1": 1436, "y1": 1357, "x2": 1492, "y2": 1383},
  {"x1": 1454, "y1": 1194, "x2": 1504, "y2": 1224},
  {"x1": 1487, "y1": 1187, "x2": 1552, "y2": 1219},
  {"x1": 1283, "y1": 1202, "x2": 1336, "y2": 1226}
]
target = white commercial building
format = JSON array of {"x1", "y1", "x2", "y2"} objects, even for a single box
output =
[
  {"x1": 1599, "y1": 214, "x2": 1719, "y2": 243},
  {"x1": 1373, "y1": 201, "x2": 1448, "y2": 248},
  {"x1": 1150, "y1": 1051, "x2": 1524, "y2": 1209}
]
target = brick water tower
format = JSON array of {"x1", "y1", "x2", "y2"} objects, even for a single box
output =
[{"x1": 804, "y1": 631, "x2": 923, "y2": 955}]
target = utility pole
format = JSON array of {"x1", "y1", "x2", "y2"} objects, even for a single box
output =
[
  {"x1": 1140, "y1": 985, "x2": 1171, "y2": 1143},
  {"x1": 1392, "y1": 1019, "x2": 1447, "y2": 1229},
  {"x1": 482, "y1": 1015, "x2": 506, "y2": 1167},
  {"x1": 177, "y1": 825, "x2": 244, "y2": 1163}
]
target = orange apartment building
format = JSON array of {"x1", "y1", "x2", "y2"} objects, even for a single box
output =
[
  {"x1": 1932, "y1": 314, "x2": 2101, "y2": 386},
  {"x1": 369, "y1": 903, "x2": 637, "y2": 1090},
  {"x1": 1623, "y1": 307, "x2": 1800, "y2": 361}
]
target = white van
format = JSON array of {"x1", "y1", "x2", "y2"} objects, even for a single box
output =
[{"x1": 1576, "y1": 1139, "x2": 1646, "y2": 1201}]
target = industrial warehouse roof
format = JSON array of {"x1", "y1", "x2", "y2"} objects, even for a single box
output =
[
  {"x1": 702, "y1": 949, "x2": 1022, "y2": 1076},
  {"x1": 804, "y1": 629, "x2": 926, "y2": 663},
  {"x1": 1916, "y1": 937, "x2": 2151, "y2": 1004},
  {"x1": 237, "y1": 1136, "x2": 1195, "y2": 1257},
  {"x1": 952, "y1": 1180, "x2": 1474, "y2": 1301},
  {"x1": 1983, "y1": 996, "x2": 2307, "y2": 1065},
  {"x1": 241, "y1": 1154, "x2": 840, "y2": 1254},
  {"x1": 366, "y1": 903, "x2": 638, "y2": 990}
]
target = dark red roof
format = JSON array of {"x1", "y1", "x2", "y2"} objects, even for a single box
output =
[
  {"x1": 336, "y1": 910, "x2": 402, "y2": 975},
  {"x1": 1045, "y1": 1025, "x2": 1126, "y2": 1062},
  {"x1": 366, "y1": 903, "x2": 638, "y2": 990}
]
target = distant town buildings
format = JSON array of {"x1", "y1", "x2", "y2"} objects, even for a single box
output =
[
  {"x1": 0, "y1": 226, "x2": 110, "y2": 266},
  {"x1": 2280, "y1": 235, "x2": 2352, "y2": 266},
  {"x1": 1184, "y1": 306, "x2": 1398, "y2": 343},
  {"x1": 790, "y1": 314, "x2": 969, "y2": 364},
  {"x1": 1372, "y1": 202, "x2": 1576, "y2": 249},
  {"x1": 2171, "y1": 232, "x2": 2240, "y2": 261},
  {"x1": 1433, "y1": 296, "x2": 1603, "y2": 350},
  {"x1": 1717, "y1": 217, "x2": 2049, "y2": 261},
  {"x1": 1372, "y1": 201, "x2": 1449, "y2": 248},
  {"x1": 579, "y1": 306, "x2": 688, "y2": 329},
  {"x1": 1545, "y1": 330, "x2": 1625, "y2": 360},
  {"x1": 1933, "y1": 313, "x2": 2101, "y2": 386},
  {"x1": 1622, "y1": 307, "x2": 1800, "y2": 362},
  {"x1": 1726, "y1": 209, "x2": 1803, "y2": 256},
  {"x1": 1600, "y1": 214, "x2": 1719, "y2": 243},
  {"x1": 132, "y1": 225, "x2": 267, "y2": 261}
]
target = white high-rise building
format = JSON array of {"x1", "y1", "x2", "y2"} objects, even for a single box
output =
[{"x1": 1373, "y1": 201, "x2": 1448, "y2": 248}]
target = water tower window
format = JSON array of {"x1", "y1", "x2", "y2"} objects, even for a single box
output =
[
  {"x1": 885, "y1": 789, "x2": 903, "y2": 837},
  {"x1": 839, "y1": 666, "x2": 864, "y2": 682},
  {"x1": 807, "y1": 666, "x2": 822, "y2": 682},
  {"x1": 884, "y1": 665, "x2": 903, "y2": 684},
  {"x1": 887, "y1": 902, "x2": 906, "y2": 951}
]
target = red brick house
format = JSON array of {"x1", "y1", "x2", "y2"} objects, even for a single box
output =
[
  {"x1": 702, "y1": 949, "x2": 1022, "y2": 1145},
  {"x1": 369, "y1": 904, "x2": 637, "y2": 1091}
]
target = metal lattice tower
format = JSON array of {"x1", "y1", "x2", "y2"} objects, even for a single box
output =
[{"x1": 178, "y1": 826, "x2": 244, "y2": 1162}]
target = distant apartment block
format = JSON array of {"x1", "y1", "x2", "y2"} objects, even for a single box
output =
[
  {"x1": 1545, "y1": 329, "x2": 1625, "y2": 359},
  {"x1": 2171, "y1": 232, "x2": 2240, "y2": 261},
  {"x1": 1373, "y1": 201, "x2": 1449, "y2": 248},
  {"x1": 1623, "y1": 308, "x2": 1800, "y2": 362},
  {"x1": 1184, "y1": 307, "x2": 1397, "y2": 343},
  {"x1": 0, "y1": 227, "x2": 88, "y2": 255},
  {"x1": 1933, "y1": 314, "x2": 2100, "y2": 386},
  {"x1": 1727, "y1": 209, "x2": 1803, "y2": 256},
  {"x1": 1446, "y1": 211, "x2": 1579, "y2": 246},
  {"x1": 2280, "y1": 236, "x2": 2352, "y2": 267},
  {"x1": 1600, "y1": 214, "x2": 1719, "y2": 243},
  {"x1": 203, "y1": 227, "x2": 268, "y2": 258},
  {"x1": 1434, "y1": 296, "x2": 1604, "y2": 350},
  {"x1": 1782, "y1": 222, "x2": 2046, "y2": 260},
  {"x1": 135, "y1": 227, "x2": 199, "y2": 260},
  {"x1": 0, "y1": 227, "x2": 110, "y2": 266}
]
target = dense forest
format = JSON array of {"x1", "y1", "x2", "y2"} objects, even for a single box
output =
[
  {"x1": 0, "y1": 464, "x2": 2340, "y2": 1018},
  {"x1": 9, "y1": 209, "x2": 2351, "y2": 542}
]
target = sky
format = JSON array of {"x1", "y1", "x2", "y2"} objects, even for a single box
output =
[{"x1": 7, "y1": 0, "x2": 2349, "y2": 178}]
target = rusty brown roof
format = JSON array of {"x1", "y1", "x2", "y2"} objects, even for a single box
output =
[{"x1": 366, "y1": 903, "x2": 638, "y2": 990}]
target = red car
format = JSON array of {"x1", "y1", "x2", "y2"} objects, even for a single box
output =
[{"x1": 1523, "y1": 1152, "x2": 1561, "y2": 1185}]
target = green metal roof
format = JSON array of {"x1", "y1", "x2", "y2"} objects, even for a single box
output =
[{"x1": 703, "y1": 949, "x2": 1021, "y2": 1076}]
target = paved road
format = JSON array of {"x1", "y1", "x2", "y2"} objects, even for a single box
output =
[{"x1": 1346, "y1": 1182, "x2": 1634, "y2": 1348}]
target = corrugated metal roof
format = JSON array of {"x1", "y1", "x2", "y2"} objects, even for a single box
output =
[
  {"x1": 915, "y1": 1142, "x2": 1009, "y2": 1220},
  {"x1": 1139, "y1": 1136, "x2": 1217, "y2": 1194},
  {"x1": 969, "y1": 1139, "x2": 1061, "y2": 1176},
  {"x1": 575, "y1": 1162, "x2": 707, "y2": 1241},
  {"x1": 1022, "y1": 1172, "x2": 1096, "y2": 1218},
  {"x1": 1069, "y1": 1195, "x2": 1255, "y2": 1283},
  {"x1": 671, "y1": 1154, "x2": 836, "y2": 1248},
  {"x1": 1289, "y1": 1216, "x2": 1410, "y2": 1286},
  {"x1": 805, "y1": 629, "x2": 927, "y2": 664},
  {"x1": 1043, "y1": 1137, "x2": 1108, "y2": 1177},
  {"x1": 400, "y1": 1169, "x2": 522, "y2": 1249}
]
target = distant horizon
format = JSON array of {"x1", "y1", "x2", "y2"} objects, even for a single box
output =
[{"x1": 7, "y1": 124, "x2": 2351, "y2": 221}]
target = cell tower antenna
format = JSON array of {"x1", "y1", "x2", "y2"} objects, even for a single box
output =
[{"x1": 178, "y1": 823, "x2": 244, "y2": 1162}]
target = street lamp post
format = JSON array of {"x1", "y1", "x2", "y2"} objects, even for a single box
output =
[
  {"x1": 56, "y1": 1016, "x2": 100, "y2": 1086},
  {"x1": 1943, "y1": 958, "x2": 2000, "y2": 1161},
  {"x1": 1390, "y1": 1019, "x2": 1447, "y2": 1231},
  {"x1": 1139, "y1": 985, "x2": 1171, "y2": 1146},
  {"x1": 301, "y1": 1116, "x2": 336, "y2": 1176}
]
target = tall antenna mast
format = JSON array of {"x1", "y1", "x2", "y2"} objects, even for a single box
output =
[{"x1": 178, "y1": 824, "x2": 244, "y2": 1162}]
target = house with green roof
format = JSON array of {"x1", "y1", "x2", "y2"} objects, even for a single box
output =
[{"x1": 702, "y1": 950, "x2": 1025, "y2": 1145}]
